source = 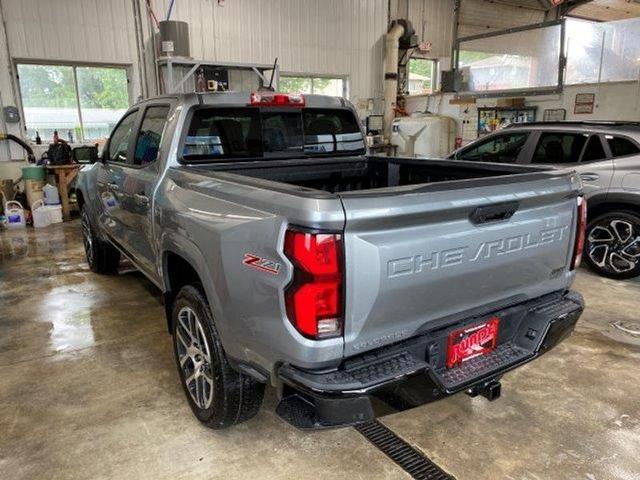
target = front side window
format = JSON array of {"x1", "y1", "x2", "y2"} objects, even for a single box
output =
[
  {"x1": 532, "y1": 132, "x2": 587, "y2": 164},
  {"x1": 182, "y1": 107, "x2": 363, "y2": 161},
  {"x1": 458, "y1": 132, "x2": 529, "y2": 163},
  {"x1": 606, "y1": 135, "x2": 640, "y2": 158},
  {"x1": 134, "y1": 106, "x2": 170, "y2": 166},
  {"x1": 107, "y1": 111, "x2": 137, "y2": 163},
  {"x1": 581, "y1": 136, "x2": 607, "y2": 162}
]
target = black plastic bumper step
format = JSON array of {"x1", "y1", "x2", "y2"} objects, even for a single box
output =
[
  {"x1": 439, "y1": 342, "x2": 529, "y2": 390},
  {"x1": 280, "y1": 351, "x2": 428, "y2": 393}
]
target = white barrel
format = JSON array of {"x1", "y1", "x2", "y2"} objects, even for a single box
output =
[{"x1": 45, "y1": 204, "x2": 63, "y2": 224}]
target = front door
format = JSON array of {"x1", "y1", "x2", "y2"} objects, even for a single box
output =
[
  {"x1": 96, "y1": 109, "x2": 139, "y2": 241},
  {"x1": 116, "y1": 103, "x2": 171, "y2": 279}
]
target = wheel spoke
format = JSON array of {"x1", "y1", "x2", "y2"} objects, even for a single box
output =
[
  {"x1": 589, "y1": 244, "x2": 609, "y2": 267},
  {"x1": 588, "y1": 225, "x2": 615, "y2": 243},
  {"x1": 175, "y1": 306, "x2": 214, "y2": 410},
  {"x1": 621, "y1": 237, "x2": 640, "y2": 259},
  {"x1": 609, "y1": 252, "x2": 635, "y2": 273},
  {"x1": 610, "y1": 220, "x2": 633, "y2": 243}
]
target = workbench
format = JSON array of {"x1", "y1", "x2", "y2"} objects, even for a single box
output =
[{"x1": 46, "y1": 165, "x2": 79, "y2": 221}]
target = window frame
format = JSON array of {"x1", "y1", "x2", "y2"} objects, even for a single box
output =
[
  {"x1": 131, "y1": 103, "x2": 172, "y2": 169},
  {"x1": 278, "y1": 73, "x2": 348, "y2": 98},
  {"x1": 406, "y1": 57, "x2": 438, "y2": 97},
  {"x1": 578, "y1": 134, "x2": 609, "y2": 164},
  {"x1": 14, "y1": 59, "x2": 132, "y2": 143},
  {"x1": 104, "y1": 108, "x2": 140, "y2": 167}
]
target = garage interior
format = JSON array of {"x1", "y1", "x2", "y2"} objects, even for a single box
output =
[{"x1": 1, "y1": 1, "x2": 640, "y2": 479}]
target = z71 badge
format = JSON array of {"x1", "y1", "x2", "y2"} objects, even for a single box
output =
[{"x1": 242, "y1": 253, "x2": 281, "y2": 275}]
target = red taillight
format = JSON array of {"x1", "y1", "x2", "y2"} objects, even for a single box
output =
[
  {"x1": 284, "y1": 229, "x2": 343, "y2": 339},
  {"x1": 571, "y1": 196, "x2": 587, "y2": 270},
  {"x1": 249, "y1": 92, "x2": 305, "y2": 107}
]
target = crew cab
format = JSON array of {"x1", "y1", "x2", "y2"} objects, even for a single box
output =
[{"x1": 77, "y1": 92, "x2": 585, "y2": 429}]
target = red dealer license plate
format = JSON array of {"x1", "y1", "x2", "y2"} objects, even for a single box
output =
[{"x1": 446, "y1": 317, "x2": 500, "y2": 369}]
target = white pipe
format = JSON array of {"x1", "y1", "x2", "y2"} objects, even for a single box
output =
[{"x1": 383, "y1": 23, "x2": 405, "y2": 142}]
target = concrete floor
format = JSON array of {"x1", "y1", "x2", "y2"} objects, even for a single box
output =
[{"x1": 1, "y1": 220, "x2": 639, "y2": 480}]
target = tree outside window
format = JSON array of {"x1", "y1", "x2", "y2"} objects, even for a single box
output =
[
  {"x1": 279, "y1": 76, "x2": 345, "y2": 97},
  {"x1": 17, "y1": 64, "x2": 129, "y2": 143}
]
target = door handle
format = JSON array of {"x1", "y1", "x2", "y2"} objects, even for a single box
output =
[
  {"x1": 470, "y1": 201, "x2": 519, "y2": 225},
  {"x1": 107, "y1": 182, "x2": 119, "y2": 191},
  {"x1": 580, "y1": 173, "x2": 599, "y2": 182},
  {"x1": 134, "y1": 193, "x2": 149, "y2": 206}
]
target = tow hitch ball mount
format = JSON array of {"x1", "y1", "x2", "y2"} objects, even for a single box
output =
[{"x1": 466, "y1": 379, "x2": 502, "y2": 401}]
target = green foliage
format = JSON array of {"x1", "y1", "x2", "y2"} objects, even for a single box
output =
[
  {"x1": 18, "y1": 65, "x2": 77, "y2": 108},
  {"x1": 17, "y1": 64, "x2": 128, "y2": 110},
  {"x1": 279, "y1": 76, "x2": 338, "y2": 95},
  {"x1": 77, "y1": 67, "x2": 129, "y2": 109}
]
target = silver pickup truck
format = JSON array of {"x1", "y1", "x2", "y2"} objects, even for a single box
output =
[{"x1": 77, "y1": 92, "x2": 586, "y2": 430}]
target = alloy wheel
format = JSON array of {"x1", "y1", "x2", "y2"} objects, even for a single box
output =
[
  {"x1": 176, "y1": 306, "x2": 215, "y2": 410},
  {"x1": 587, "y1": 218, "x2": 640, "y2": 274},
  {"x1": 81, "y1": 212, "x2": 94, "y2": 266}
]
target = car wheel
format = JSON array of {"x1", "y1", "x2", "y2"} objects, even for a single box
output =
[
  {"x1": 584, "y1": 211, "x2": 640, "y2": 279},
  {"x1": 81, "y1": 206, "x2": 120, "y2": 273},
  {"x1": 171, "y1": 284, "x2": 265, "y2": 429}
]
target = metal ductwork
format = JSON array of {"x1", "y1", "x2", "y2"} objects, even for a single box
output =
[{"x1": 383, "y1": 19, "x2": 414, "y2": 141}]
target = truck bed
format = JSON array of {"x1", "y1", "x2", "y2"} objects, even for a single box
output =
[{"x1": 194, "y1": 156, "x2": 549, "y2": 194}]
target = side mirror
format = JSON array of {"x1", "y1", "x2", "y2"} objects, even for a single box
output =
[{"x1": 72, "y1": 146, "x2": 99, "y2": 164}]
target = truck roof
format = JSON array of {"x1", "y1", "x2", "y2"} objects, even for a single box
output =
[{"x1": 132, "y1": 91, "x2": 352, "y2": 110}]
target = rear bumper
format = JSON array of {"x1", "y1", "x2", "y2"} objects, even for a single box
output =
[{"x1": 276, "y1": 290, "x2": 584, "y2": 429}]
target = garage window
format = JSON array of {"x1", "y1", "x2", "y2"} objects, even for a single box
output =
[
  {"x1": 17, "y1": 63, "x2": 129, "y2": 143},
  {"x1": 279, "y1": 76, "x2": 346, "y2": 97},
  {"x1": 407, "y1": 58, "x2": 435, "y2": 95}
]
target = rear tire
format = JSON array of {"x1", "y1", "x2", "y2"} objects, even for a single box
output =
[
  {"x1": 81, "y1": 206, "x2": 120, "y2": 274},
  {"x1": 584, "y1": 210, "x2": 640, "y2": 280},
  {"x1": 171, "y1": 284, "x2": 265, "y2": 429}
]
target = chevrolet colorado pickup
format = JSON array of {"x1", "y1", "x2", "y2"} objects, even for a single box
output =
[{"x1": 77, "y1": 92, "x2": 586, "y2": 430}]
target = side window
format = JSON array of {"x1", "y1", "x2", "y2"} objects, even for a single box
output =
[
  {"x1": 606, "y1": 135, "x2": 640, "y2": 158},
  {"x1": 107, "y1": 110, "x2": 138, "y2": 163},
  {"x1": 134, "y1": 105, "x2": 170, "y2": 166},
  {"x1": 581, "y1": 135, "x2": 607, "y2": 163},
  {"x1": 458, "y1": 133, "x2": 529, "y2": 163},
  {"x1": 532, "y1": 132, "x2": 587, "y2": 164}
]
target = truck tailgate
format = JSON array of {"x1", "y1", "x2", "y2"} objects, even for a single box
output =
[{"x1": 339, "y1": 173, "x2": 580, "y2": 357}]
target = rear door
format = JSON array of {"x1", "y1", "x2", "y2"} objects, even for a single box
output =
[
  {"x1": 526, "y1": 131, "x2": 613, "y2": 198},
  {"x1": 115, "y1": 103, "x2": 171, "y2": 278},
  {"x1": 339, "y1": 172, "x2": 579, "y2": 356}
]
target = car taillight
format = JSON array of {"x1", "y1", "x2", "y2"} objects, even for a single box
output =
[
  {"x1": 284, "y1": 229, "x2": 343, "y2": 339},
  {"x1": 249, "y1": 92, "x2": 305, "y2": 107},
  {"x1": 571, "y1": 196, "x2": 587, "y2": 270}
]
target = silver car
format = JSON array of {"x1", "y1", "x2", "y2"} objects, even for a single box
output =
[{"x1": 451, "y1": 121, "x2": 640, "y2": 279}]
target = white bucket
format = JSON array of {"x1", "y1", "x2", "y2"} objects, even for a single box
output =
[
  {"x1": 32, "y1": 199, "x2": 51, "y2": 228},
  {"x1": 5, "y1": 200, "x2": 26, "y2": 229},
  {"x1": 43, "y1": 183, "x2": 61, "y2": 205},
  {"x1": 45, "y1": 204, "x2": 63, "y2": 224}
]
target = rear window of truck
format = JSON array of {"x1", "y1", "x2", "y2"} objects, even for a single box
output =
[{"x1": 182, "y1": 107, "x2": 364, "y2": 161}]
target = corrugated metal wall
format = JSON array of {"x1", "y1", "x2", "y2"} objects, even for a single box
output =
[
  {"x1": 389, "y1": 0, "x2": 455, "y2": 59},
  {"x1": 146, "y1": 0, "x2": 387, "y2": 106},
  {"x1": 2, "y1": 0, "x2": 138, "y2": 64}
]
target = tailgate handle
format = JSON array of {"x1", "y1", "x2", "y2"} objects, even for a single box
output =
[{"x1": 470, "y1": 201, "x2": 519, "y2": 225}]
